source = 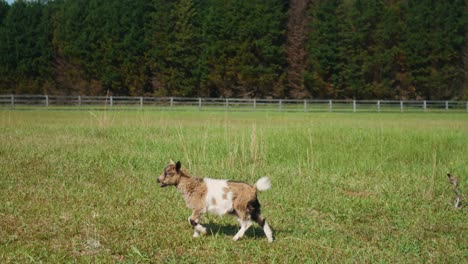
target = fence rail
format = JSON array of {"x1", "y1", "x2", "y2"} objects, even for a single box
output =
[{"x1": 1, "y1": 94, "x2": 467, "y2": 113}]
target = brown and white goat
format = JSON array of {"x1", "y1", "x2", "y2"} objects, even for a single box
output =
[{"x1": 157, "y1": 160, "x2": 273, "y2": 242}]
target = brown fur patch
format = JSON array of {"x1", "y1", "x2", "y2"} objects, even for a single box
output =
[
  {"x1": 211, "y1": 197, "x2": 217, "y2": 206},
  {"x1": 177, "y1": 174, "x2": 207, "y2": 211},
  {"x1": 222, "y1": 187, "x2": 230, "y2": 200},
  {"x1": 226, "y1": 181, "x2": 257, "y2": 220}
]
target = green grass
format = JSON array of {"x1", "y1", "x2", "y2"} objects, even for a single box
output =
[{"x1": 0, "y1": 110, "x2": 467, "y2": 263}]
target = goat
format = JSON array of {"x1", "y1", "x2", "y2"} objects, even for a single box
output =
[
  {"x1": 447, "y1": 173, "x2": 463, "y2": 208},
  {"x1": 157, "y1": 160, "x2": 274, "y2": 242}
]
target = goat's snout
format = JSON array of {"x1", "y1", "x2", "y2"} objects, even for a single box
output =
[{"x1": 157, "y1": 175, "x2": 168, "y2": 187}]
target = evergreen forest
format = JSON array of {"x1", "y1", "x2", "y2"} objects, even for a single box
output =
[{"x1": 0, "y1": 0, "x2": 466, "y2": 99}]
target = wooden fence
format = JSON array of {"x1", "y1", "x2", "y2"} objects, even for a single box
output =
[{"x1": 1, "y1": 95, "x2": 467, "y2": 113}]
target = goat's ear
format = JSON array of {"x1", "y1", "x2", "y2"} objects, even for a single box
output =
[
  {"x1": 169, "y1": 159, "x2": 175, "y2": 165},
  {"x1": 176, "y1": 161, "x2": 181, "y2": 172}
]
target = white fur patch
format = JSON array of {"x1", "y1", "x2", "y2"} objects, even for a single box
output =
[
  {"x1": 263, "y1": 221, "x2": 274, "y2": 242},
  {"x1": 204, "y1": 178, "x2": 233, "y2": 216},
  {"x1": 255, "y1": 177, "x2": 271, "y2": 191}
]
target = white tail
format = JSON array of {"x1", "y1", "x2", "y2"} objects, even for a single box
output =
[{"x1": 255, "y1": 177, "x2": 271, "y2": 192}]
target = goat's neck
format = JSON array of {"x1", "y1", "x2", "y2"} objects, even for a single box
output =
[{"x1": 176, "y1": 172, "x2": 203, "y2": 196}]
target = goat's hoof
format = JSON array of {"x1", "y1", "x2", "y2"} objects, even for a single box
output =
[
  {"x1": 200, "y1": 227, "x2": 207, "y2": 235},
  {"x1": 193, "y1": 227, "x2": 207, "y2": 238},
  {"x1": 195, "y1": 225, "x2": 207, "y2": 235}
]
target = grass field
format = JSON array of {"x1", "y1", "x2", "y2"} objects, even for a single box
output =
[{"x1": 0, "y1": 110, "x2": 467, "y2": 263}]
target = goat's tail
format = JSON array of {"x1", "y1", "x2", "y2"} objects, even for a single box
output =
[{"x1": 255, "y1": 177, "x2": 271, "y2": 192}]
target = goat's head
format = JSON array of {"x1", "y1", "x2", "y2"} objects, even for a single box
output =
[
  {"x1": 447, "y1": 173, "x2": 459, "y2": 188},
  {"x1": 157, "y1": 160, "x2": 182, "y2": 187}
]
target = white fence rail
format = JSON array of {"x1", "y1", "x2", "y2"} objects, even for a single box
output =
[{"x1": 1, "y1": 95, "x2": 467, "y2": 113}]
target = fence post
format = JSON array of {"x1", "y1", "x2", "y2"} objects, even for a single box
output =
[
  {"x1": 253, "y1": 99, "x2": 256, "y2": 111},
  {"x1": 445, "y1": 101, "x2": 448, "y2": 111},
  {"x1": 353, "y1": 100, "x2": 356, "y2": 112},
  {"x1": 329, "y1": 100, "x2": 333, "y2": 112},
  {"x1": 11, "y1": 94, "x2": 14, "y2": 108},
  {"x1": 110, "y1": 96, "x2": 113, "y2": 108},
  {"x1": 45, "y1": 95, "x2": 49, "y2": 108},
  {"x1": 78, "y1": 95, "x2": 81, "y2": 108},
  {"x1": 466, "y1": 101, "x2": 468, "y2": 113},
  {"x1": 304, "y1": 100, "x2": 307, "y2": 112},
  {"x1": 279, "y1": 100, "x2": 282, "y2": 112},
  {"x1": 170, "y1": 97, "x2": 173, "y2": 109},
  {"x1": 377, "y1": 100, "x2": 380, "y2": 113},
  {"x1": 423, "y1": 100, "x2": 427, "y2": 112},
  {"x1": 140, "y1": 96, "x2": 143, "y2": 110},
  {"x1": 400, "y1": 100, "x2": 403, "y2": 112},
  {"x1": 198, "y1": 98, "x2": 202, "y2": 111}
]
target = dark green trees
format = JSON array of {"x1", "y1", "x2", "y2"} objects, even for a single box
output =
[
  {"x1": 402, "y1": 0, "x2": 465, "y2": 99},
  {"x1": 164, "y1": 0, "x2": 200, "y2": 96},
  {"x1": 0, "y1": 0, "x2": 466, "y2": 99},
  {"x1": 0, "y1": 0, "x2": 54, "y2": 94},
  {"x1": 48, "y1": 0, "x2": 286, "y2": 97},
  {"x1": 306, "y1": 0, "x2": 466, "y2": 99},
  {"x1": 198, "y1": 0, "x2": 286, "y2": 97},
  {"x1": 53, "y1": 0, "x2": 153, "y2": 95}
]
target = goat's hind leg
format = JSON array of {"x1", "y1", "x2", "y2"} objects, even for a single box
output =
[
  {"x1": 189, "y1": 210, "x2": 207, "y2": 238},
  {"x1": 250, "y1": 198, "x2": 274, "y2": 242},
  {"x1": 253, "y1": 214, "x2": 273, "y2": 242}
]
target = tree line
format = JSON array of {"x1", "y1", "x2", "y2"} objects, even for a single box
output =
[{"x1": 0, "y1": 0, "x2": 466, "y2": 99}]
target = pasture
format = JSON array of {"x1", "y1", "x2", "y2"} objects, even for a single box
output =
[{"x1": 0, "y1": 110, "x2": 467, "y2": 263}]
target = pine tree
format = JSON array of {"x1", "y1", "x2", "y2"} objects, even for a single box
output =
[
  {"x1": 286, "y1": 0, "x2": 311, "y2": 98},
  {"x1": 305, "y1": 0, "x2": 341, "y2": 98},
  {"x1": 162, "y1": 0, "x2": 201, "y2": 96},
  {"x1": 402, "y1": 0, "x2": 465, "y2": 99},
  {"x1": 146, "y1": 0, "x2": 176, "y2": 96},
  {"x1": 0, "y1": 0, "x2": 54, "y2": 94},
  {"x1": 199, "y1": 0, "x2": 286, "y2": 98}
]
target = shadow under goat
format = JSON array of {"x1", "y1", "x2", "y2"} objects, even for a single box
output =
[{"x1": 157, "y1": 160, "x2": 274, "y2": 242}]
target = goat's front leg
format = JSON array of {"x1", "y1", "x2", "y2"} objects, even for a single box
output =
[
  {"x1": 233, "y1": 218, "x2": 252, "y2": 241},
  {"x1": 188, "y1": 210, "x2": 207, "y2": 237}
]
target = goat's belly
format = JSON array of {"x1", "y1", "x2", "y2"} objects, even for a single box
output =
[{"x1": 206, "y1": 199, "x2": 233, "y2": 216}]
